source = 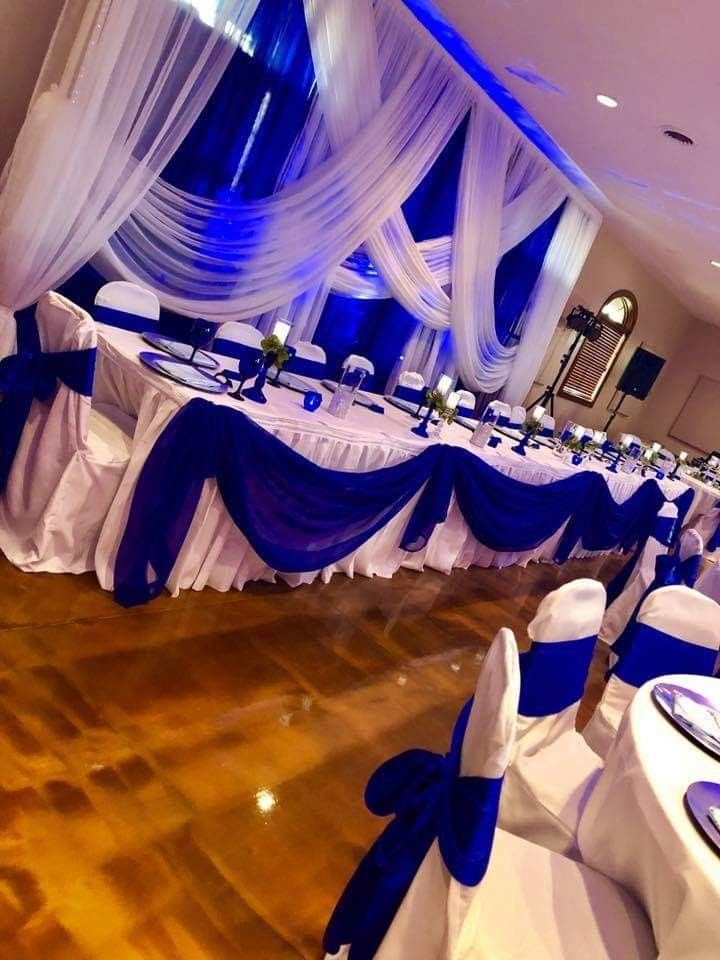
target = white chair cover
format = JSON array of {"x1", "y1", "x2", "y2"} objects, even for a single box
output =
[
  {"x1": 0, "y1": 292, "x2": 132, "y2": 573},
  {"x1": 293, "y1": 340, "x2": 327, "y2": 365},
  {"x1": 342, "y1": 353, "x2": 375, "y2": 376},
  {"x1": 696, "y1": 559, "x2": 720, "y2": 602},
  {"x1": 540, "y1": 413, "x2": 555, "y2": 436},
  {"x1": 500, "y1": 579, "x2": 606, "y2": 856},
  {"x1": 454, "y1": 389, "x2": 475, "y2": 415},
  {"x1": 94, "y1": 281, "x2": 160, "y2": 320},
  {"x1": 397, "y1": 370, "x2": 424, "y2": 389},
  {"x1": 584, "y1": 585, "x2": 720, "y2": 758},
  {"x1": 509, "y1": 404, "x2": 526, "y2": 429},
  {"x1": 600, "y1": 501, "x2": 679, "y2": 648},
  {"x1": 326, "y1": 627, "x2": 521, "y2": 960},
  {"x1": 214, "y1": 321, "x2": 264, "y2": 352},
  {"x1": 484, "y1": 399, "x2": 511, "y2": 426}
]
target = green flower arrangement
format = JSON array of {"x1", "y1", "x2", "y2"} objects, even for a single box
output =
[
  {"x1": 425, "y1": 388, "x2": 457, "y2": 424},
  {"x1": 260, "y1": 334, "x2": 290, "y2": 370},
  {"x1": 522, "y1": 418, "x2": 542, "y2": 438}
]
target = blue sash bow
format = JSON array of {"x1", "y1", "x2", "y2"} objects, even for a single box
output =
[
  {"x1": 615, "y1": 622, "x2": 716, "y2": 688},
  {"x1": 518, "y1": 634, "x2": 597, "y2": 716},
  {"x1": 323, "y1": 698, "x2": 502, "y2": 960},
  {"x1": 393, "y1": 384, "x2": 425, "y2": 406},
  {"x1": 94, "y1": 304, "x2": 157, "y2": 334},
  {"x1": 0, "y1": 307, "x2": 96, "y2": 492}
]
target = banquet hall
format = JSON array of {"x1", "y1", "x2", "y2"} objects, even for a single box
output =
[{"x1": 2, "y1": 0, "x2": 720, "y2": 957}]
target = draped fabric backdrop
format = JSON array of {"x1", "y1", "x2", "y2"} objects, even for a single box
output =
[{"x1": 1, "y1": 0, "x2": 601, "y2": 402}]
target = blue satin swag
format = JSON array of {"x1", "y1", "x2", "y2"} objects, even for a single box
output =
[
  {"x1": 114, "y1": 399, "x2": 696, "y2": 607},
  {"x1": 322, "y1": 698, "x2": 503, "y2": 960},
  {"x1": 0, "y1": 307, "x2": 96, "y2": 493}
]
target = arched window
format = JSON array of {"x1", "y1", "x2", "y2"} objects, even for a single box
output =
[{"x1": 559, "y1": 290, "x2": 637, "y2": 405}]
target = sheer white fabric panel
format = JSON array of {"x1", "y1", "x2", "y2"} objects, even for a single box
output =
[
  {"x1": 501, "y1": 200, "x2": 601, "y2": 405},
  {"x1": 0, "y1": 0, "x2": 261, "y2": 314}
]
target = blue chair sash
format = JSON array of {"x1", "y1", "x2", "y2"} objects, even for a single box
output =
[
  {"x1": 212, "y1": 338, "x2": 263, "y2": 363},
  {"x1": 323, "y1": 698, "x2": 503, "y2": 960},
  {"x1": 539, "y1": 425, "x2": 554, "y2": 438},
  {"x1": 518, "y1": 635, "x2": 597, "y2": 717},
  {"x1": 606, "y1": 514, "x2": 678, "y2": 607},
  {"x1": 393, "y1": 384, "x2": 425, "y2": 405},
  {"x1": 496, "y1": 414, "x2": 510, "y2": 427},
  {"x1": 94, "y1": 304, "x2": 157, "y2": 334},
  {"x1": 457, "y1": 404, "x2": 475, "y2": 419},
  {"x1": 0, "y1": 307, "x2": 96, "y2": 493},
  {"x1": 284, "y1": 354, "x2": 326, "y2": 380},
  {"x1": 611, "y1": 550, "x2": 702, "y2": 667},
  {"x1": 615, "y1": 623, "x2": 716, "y2": 688}
]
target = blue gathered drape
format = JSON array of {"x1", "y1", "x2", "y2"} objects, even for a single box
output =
[
  {"x1": 323, "y1": 697, "x2": 503, "y2": 960},
  {"x1": 113, "y1": 398, "x2": 695, "y2": 607},
  {"x1": 0, "y1": 306, "x2": 96, "y2": 493}
]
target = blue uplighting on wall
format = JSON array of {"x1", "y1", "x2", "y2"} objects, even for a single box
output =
[{"x1": 400, "y1": 0, "x2": 605, "y2": 205}]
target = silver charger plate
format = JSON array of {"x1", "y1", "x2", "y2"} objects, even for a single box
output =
[
  {"x1": 652, "y1": 682, "x2": 720, "y2": 759},
  {"x1": 142, "y1": 332, "x2": 219, "y2": 371},
  {"x1": 274, "y1": 370, "x2": 316, "y2": 394},
  {"x1": 322, "y1": 380, "x2": 379, "y2": 410},
  {"x1": 139, "y1": 351, "x2": 229, "y2": 394},
  {"x1": 685, "y1": 781, "x2": 720, "y2": 855}
]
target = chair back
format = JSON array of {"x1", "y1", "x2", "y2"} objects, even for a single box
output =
[
  {"x1": 484, "y1": 400, "x2": 511, "y2": 427},
  {"x1": 518, "y1": 579, "x2": 605, "y2": 735},
  {"x1": 509, "y1": 405, "x2": 526, "y2": 429},
  {"x1": 285, "y1": 340, "x2": 326, "y2": 379},
  {"x1": 94, "y1": 281, "x2": 160, "y2": 332},
  {"x1": 342, "y1": 353, "x2": 375, "y2": 376},
  {"x1": 539, "y1": 413, "x2": 555, "y2": 438},
  {"x1": 454, "y1": 389, "x2": 476, "y2": 419},
  {"x1": 393, "y1": 371, "x2": 425, "y2": 405},
  {"x1": 679, "y1": 527, "x2": 704, "y2": 563},
  {"x1": 213, "y1": 322, "x2": 264, "y2": 360}
]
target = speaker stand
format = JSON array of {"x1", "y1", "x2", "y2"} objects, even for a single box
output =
[
  {"x1": 527, "y1": 327, "x2": 586, "y2": 418},
  {"x1": 603, "y1": 392, "x2": 629, "y2": 433}
]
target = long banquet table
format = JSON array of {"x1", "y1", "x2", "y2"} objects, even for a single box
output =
[
  {"x1": 578, "y1": 675, "x2": 720, "y2": 959},
  {"x1": 92, "y1": 326, "x2": 693, "y2": 597}
]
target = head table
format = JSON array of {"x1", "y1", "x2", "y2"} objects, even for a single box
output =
[
  {"x1": 92, "y1": 326, "x2": 692, "y2": 598},
  {"x1": 578, "y1": 675, "x2": 720, "y2": 960}
]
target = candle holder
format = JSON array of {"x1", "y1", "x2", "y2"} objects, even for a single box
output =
[
  {"x1": 411, "y1": 389, "x2": 445, "y2": 438},
  {"x1": 243, "y1": 333, "x2": 290, "y2": 404},
  {"x1": 511, "y1": 419, "x2": 541, "y2": 456}
]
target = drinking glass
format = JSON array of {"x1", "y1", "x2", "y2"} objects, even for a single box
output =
[{"x1": 188, "y1": 318, "x2": 218, "y2": 365}]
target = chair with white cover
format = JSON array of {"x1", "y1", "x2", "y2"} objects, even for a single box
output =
[
  {"x1": 94, "y1": 280, "x2": 160, "y2": 333},
  {"x1": 696, "y1": 559, "x2": 720, "y2": 602},
  {"x1": 212, "y1": 321, "x2": 264, "y2": 360},
  {"x1": 276, "y1": 340, "x2": 327, "y2": 390},
  {"x1": 484, "y1": 400, "x2": 512, "y2": 427},
  {"x1": 539, "y1": 413, "x2": 555, "y2": 438},
  {"x1": 600, "y1": 501, "x2": 679, "y2": 649},
  {"x1": 342, "y1": 353, "x2": 375, "y2": 377},
  {"x1": 509, "y1": 404, "x2": 526, "y2": 429},
  {"x1": 695, "y1": 498, "x2": 720, "y2": 555},
  {"x1": 0, "y1": 292, "x2": 133, "y2": 573},
  {"x1": 583, "y1": 584, "x2": 720, "y2": 759},
  {"x1": 500, "y1": 579, "x2": 606, "y2": 857},
  {"x1": 389, "y1": 371, "x2": 426, "y2": 411},
  {"x1": 454, "y1": 389, "x2": 475, "y2": 418},
  {"x1": 324, "y1": 627, "x2": 655, "y2": 960}
]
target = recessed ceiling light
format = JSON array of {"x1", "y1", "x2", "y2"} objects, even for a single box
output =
[
  {"x1": 596, "y1": 93, "x2": 618, "y2": 108},
  {"x1": 711, "y1": 261, "x2": 720, "y2": 269}
]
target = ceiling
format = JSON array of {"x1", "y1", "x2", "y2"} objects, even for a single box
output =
[{"x1": 434, "y1": 0, "x2": 720, "y2": 326}]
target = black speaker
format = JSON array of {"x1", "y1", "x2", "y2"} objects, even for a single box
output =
[{"x1": 617, "y1": 347, "x2": 665, "y2": 400}]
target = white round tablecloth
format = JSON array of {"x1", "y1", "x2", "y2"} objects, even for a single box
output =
[
  {"x1": 578, "y1": 674, "x2": 720, "y2": 960},
  {"x1": 92, "y1": 326, "x2": 691, "y2": 596}
]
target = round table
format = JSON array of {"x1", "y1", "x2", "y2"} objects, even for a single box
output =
[{"x1": 578, "y1": 674, "x2": 720, "y2": 959}]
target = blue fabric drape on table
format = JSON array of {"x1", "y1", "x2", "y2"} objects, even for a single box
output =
[
  {"x1": 323, "y1": 698, "x2": 503, "y2": 960},
  {"x1": 114, "y1": 400, "x2": 696, "y2": 607},
  {"x1": 114, "y1": 398, "x2": 442, "y2": 607},
  {"x1": 0, "y1": 307, "x2": 96, "y2": 493},
  {"x1": 610, "y1": 548, "x2": 702, "y2": 668},
  {"x1": 615, "y1": 623, "x2": 716, "y2": 689},
  {"x1": 518, "y1": 635, "x2": 598, "y2": 717}
]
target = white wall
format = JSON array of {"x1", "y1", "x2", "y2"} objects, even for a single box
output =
[
  {"x1": 526, "y1": 225, "x2": 695, "y2": 443},
  {"x1": 0, "y1": 0, "x2": 65, "y2": 167}
]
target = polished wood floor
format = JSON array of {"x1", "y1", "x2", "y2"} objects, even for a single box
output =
[{"x1": 0, "y1": 552, "x2": 620, "y2": 959}]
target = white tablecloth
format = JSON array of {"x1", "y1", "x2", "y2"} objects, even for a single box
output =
[
  {"x1": 578, "y1": 675, "x2": 720, "y2": 959},
  {"x1": 92, "y1": 327, "x2": 690, "y2": 596}
]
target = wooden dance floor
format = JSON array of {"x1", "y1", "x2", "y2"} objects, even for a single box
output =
[{"x1": 0, "y1": 555, "x2": 616, "y2": 958}]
